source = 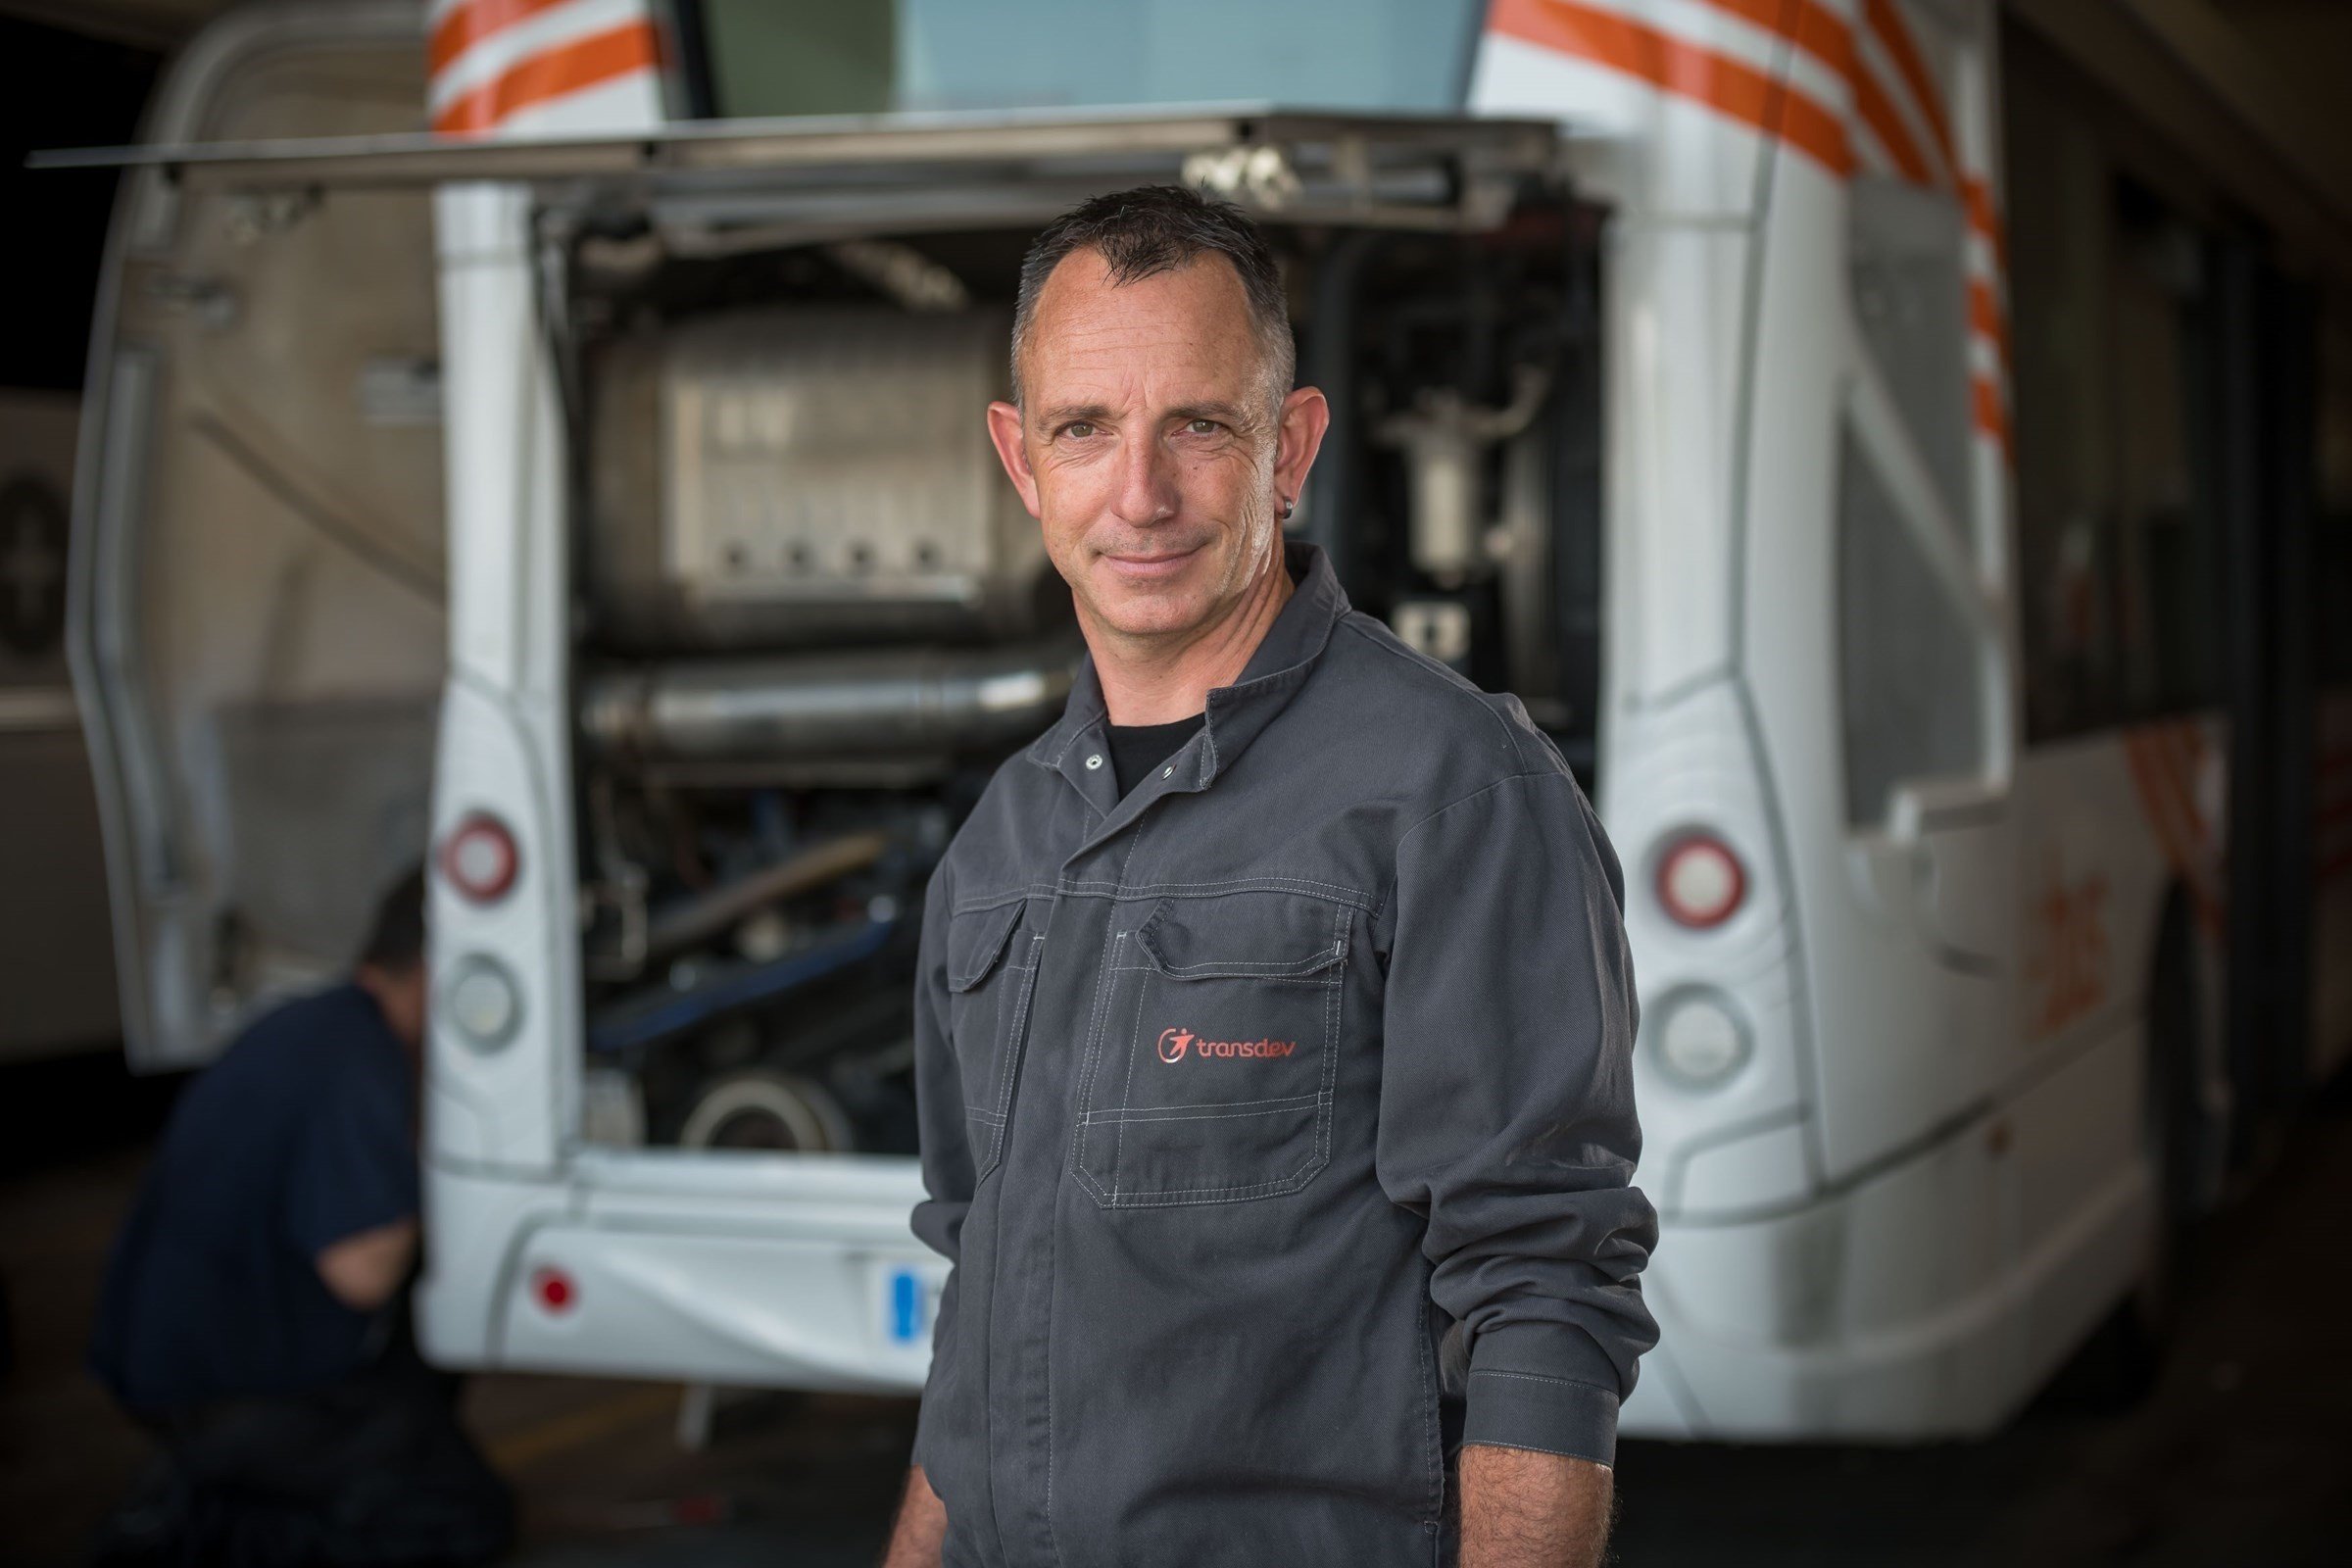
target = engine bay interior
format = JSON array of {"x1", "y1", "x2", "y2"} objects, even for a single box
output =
[{"x1": 548, "y1": 185, "x2": 1604, "y2": 1156}]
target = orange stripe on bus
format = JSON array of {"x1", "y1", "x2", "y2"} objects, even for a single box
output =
[
  {"x1": 1963, "y1": 175, "x2": 2008, "y2": 270},
  {"x1": 1971, "y1": 373, "x2": 2008, "y2": 450},
  {"x1": 1776, "y1": 76, "x2": 1856, "y2": 180},
  {"x1": 432, "y1": 18, "x2": 659, "y2": 135},
  {"x1": 428, "y1": 0, "x2": 577, "y2": 79},
  {"x1": 1489, "y1": 0, "x2": 1854, "y2": 176},
  {"x1": 1864, "y1": 0, "x2": 1958, "y2": 177},
  {"x1": 1853, "y1": 59, "x2": 1935, "y2": 186},
  {"x1": 1687, "y1": 0, "x2": 1853, "y2": 82},
  {"x1": 1968, "y1": 277, "x2": 2010, "y2": 368}
]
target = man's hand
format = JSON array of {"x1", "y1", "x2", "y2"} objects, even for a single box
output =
[
  {"x1": 315, "y1": 1216, "x2": 418, "y2": 1311},
  {"x1": 878, "y1": 1465, "x2": 949, "y2": 1568},
  {"x1": 1459, "y1": 1443, "x2": 1614, "y2": 1568}
]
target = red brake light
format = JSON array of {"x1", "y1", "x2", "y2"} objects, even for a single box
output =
[
  {"x1": 530, "y1": 1265, "x2": 575, "y2": 1313},
  {"x1": 1657, "y1": 833, "x2": 1745, "y2": 930},
  {"x1": 440, "y1": 812, "x2": 519, "y2": 905}
]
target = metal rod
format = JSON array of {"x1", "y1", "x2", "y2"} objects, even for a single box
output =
[
  {"x1": 641, "y1": 832, "x2": 890, "y2": 965},
  {"x1": 579, "y1": 644, "x2": 1080, "y2": 764}
]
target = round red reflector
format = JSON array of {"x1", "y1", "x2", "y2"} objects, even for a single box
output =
[
  {"x1": 530, "y1": 1265, "x2": 574, "y2": 1313},
  {"x1": 440, "y1": 812, "x2": 519, "y2": 905},
  {"x1": 1656, "y1": 834, "x2": 1745, "y2": 930}
]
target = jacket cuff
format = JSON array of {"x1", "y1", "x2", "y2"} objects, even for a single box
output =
[{"x1": 1461, "y1": 1320, "x2": 1623, "y2": 1467}]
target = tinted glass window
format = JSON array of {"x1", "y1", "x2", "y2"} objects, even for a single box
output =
[
  {"x1": 2005, "y1": 30, "x2": 2225, "y2": 738},
  {"x1": 1838, "y1": 177, "x2": 1987, "y2": 824},
  {"x1": 1838, "y1": 424, "x2": 1987, "y2": 825},
  {"x1": 694, "y1": 0, "x2": 1485, "y2": 120}
]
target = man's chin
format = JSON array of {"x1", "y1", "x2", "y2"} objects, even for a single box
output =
[{"x1": 1082, "y1": 581, "x2": 1213, "y2": 642}]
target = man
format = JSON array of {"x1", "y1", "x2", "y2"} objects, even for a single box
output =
[
  {"x1": 88, "y1": 867, "x2": 512, "y2": 1567},
  {"x1": 884, "y1": 186, "x2": 1656, "y2": 1568}
]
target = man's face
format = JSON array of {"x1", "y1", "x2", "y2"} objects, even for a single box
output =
[{"x1": 988, "y1": 251, "x2": 1316, "y2": 645}]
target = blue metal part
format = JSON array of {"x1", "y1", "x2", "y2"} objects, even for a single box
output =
[
  {"x1": 891, "y1": 1269, "x2": 921, "y2": 1344},
  {"x1": 585, "y1": 917, "x2": 897, "y2": 1055}
]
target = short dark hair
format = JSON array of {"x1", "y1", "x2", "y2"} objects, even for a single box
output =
[
  {"x1": 1010, "y1": 184, "x2": 1294, "y2": 414},
  {"x1": 358, "y1": 863, "x2": 426, "y2": 972}
]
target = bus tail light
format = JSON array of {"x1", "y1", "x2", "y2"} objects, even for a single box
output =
[
  {"x1": 443, "y1": 955, "x2": 522, "y2": 1052},
  {"x1": 1652, "y1": 988, "x2": 1750, "y2": 1089},
  {"x1": 440, "y1": 812, "x2": 519, "y2": 904},
  {"x1": 1657, "y1": 832, "x2": 1745, "y2": 930},
  {"x1": 530, "y1": 1264, "x2": 576, "y2": 1314}
]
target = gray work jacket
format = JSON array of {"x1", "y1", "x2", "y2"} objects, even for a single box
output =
[{"x1": 909, "y1": 542, "x2": 1657, "y2": 1568}]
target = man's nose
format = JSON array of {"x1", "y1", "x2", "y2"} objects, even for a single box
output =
[{"x1": 1108, "y1": 427, "x2": 1180, "y2": 526}]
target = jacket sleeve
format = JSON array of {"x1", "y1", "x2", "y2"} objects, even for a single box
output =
[
  {"x1": 907, "y1": 859, "x2": 973, "y2": 1473},
  {"x1": 1373, "y1": 767, "x2": 1659, "y2": 1467}
]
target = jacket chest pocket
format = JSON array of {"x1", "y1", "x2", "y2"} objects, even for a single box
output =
[
  {"x1": 946, "y1": 900, "x2": 1043, "y2": 1180},
  {"x1": 1074, "y1": 892, "x2": 1350, "y2": 1207}
]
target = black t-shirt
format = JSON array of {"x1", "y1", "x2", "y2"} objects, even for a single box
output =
[
  {"x1": 1106, "y1": 713, "x2": 1205, "y2": 795},
  {"x1": 90, "y1": 982, "x2": 420, "y2": 1412}
]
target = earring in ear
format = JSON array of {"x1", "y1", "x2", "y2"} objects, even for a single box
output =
[{"x1": 1278, "y1": 497, "x2": 1296, "y2": 521}]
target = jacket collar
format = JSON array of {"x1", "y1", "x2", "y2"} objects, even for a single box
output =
[{"x1": 1027, "y1": 541, "x2": 1350, "y2": 800}]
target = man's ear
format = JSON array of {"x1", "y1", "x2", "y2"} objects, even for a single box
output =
[
  {"x1": 986, "y1": 400, "x2": 1043, "y2": 519},
  {"x1": 1272, "y1": 385, "x2": 1331, "y2": 511}
]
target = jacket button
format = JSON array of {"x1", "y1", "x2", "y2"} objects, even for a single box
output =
[{"x1": 1085, "y1": 753, "x2": 1103, "y2": 770}]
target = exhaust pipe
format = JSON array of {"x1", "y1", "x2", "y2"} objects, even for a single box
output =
[{"x1": 580, "y1": 643, "x2": 1079, "y2": 767}]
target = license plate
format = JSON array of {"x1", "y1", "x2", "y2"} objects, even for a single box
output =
[{"x1": 879, "y1": 1258, "x2": 949, "y2": 1348}]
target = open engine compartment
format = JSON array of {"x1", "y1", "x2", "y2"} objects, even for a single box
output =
[{"x1": 550, "y1": 187, "x2": 1603, "y2": 1158}]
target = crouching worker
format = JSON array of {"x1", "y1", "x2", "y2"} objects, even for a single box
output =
[{"x1": 87, "y1": 867, "x2": 513, "y2": 1567}]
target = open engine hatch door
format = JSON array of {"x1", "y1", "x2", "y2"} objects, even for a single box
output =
[
  {"x1": 66, "y1": 7, "x2": 446, "y2": 1070},
  {"x1": 36, "y1": 105, "x2": 1560, "y2": 235}
]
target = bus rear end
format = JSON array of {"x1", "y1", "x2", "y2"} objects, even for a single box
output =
[{"x1": 412, "y1": 5, "x2": 1606, "y2": 1394}]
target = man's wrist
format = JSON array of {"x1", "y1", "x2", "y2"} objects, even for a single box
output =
[
  {"x1": 878, "y1": 1465, "x2": 948, "y2": 1568},
  {"x1": 1457, "y1": 1444, "x2": 1614, "y2": 1568}
]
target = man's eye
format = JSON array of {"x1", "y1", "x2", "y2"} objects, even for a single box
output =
[
  {"x1": 1063, "y1": 421, "x2": 1096, "y2": 439},
  {"x1": 1186, "y1": 418, "x2": 1222, "y2": 436}
]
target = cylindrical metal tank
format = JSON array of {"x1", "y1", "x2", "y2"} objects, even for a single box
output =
[
  {"x1": 579, "y1": 642, "x2": 1079, "y2": 779},
  {"x1": 588, "y1": 306, "x2": 1052, "y2": 651}
]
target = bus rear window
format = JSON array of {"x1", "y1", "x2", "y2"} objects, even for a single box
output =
[{"x1": 686, "y1": 0, "x2": 1486, "y2": 121}]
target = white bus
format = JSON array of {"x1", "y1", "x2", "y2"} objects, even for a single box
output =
[{"x1": 60, "y1": 0, "x2": 2350, "y2": 1441}]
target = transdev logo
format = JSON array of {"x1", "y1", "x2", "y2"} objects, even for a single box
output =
[{"x1": 1156, "y1": 1027, "x2": 1298, "y2": 1063}]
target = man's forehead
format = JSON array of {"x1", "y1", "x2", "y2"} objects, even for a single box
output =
[
  {"x1": 1023, "y1": 248, "x2": 1261, "y2": 402},
  {"x1": 1030, "y1": 250, "x2": 1255, "y2": 344},
  {"x1": 1037, "y1": 241, "x2": 1248, "y2": 298}
]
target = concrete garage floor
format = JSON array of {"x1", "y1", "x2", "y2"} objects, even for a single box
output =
[{"x1": 4, "y1": 1084, "x2": 2348, "y2": 1567}]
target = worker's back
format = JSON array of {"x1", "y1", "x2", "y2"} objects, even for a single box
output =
[{"x1": 90, "y1": 982, "x2": 417, "y2": 1414}]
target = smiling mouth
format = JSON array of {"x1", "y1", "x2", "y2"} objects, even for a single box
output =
[{"x1": 1102, "y1": 545, "x2": 1203, "y2": 573}]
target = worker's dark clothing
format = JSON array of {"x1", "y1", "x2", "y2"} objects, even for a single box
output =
[
  {"x1": 91, "y1": 1316, "x2": 512, "y2": 1568},
  {"x1": 907, "y1": 542, "x2": 1657, "y2": 1568},
  {"x1": 88, "y1": 983, "x2": 511, "y2": 1567},
  {"x1": 93, "y1": 983, "x2": 419, "y2": 1410},
  {"x1": 1104, "y1": 713, "x2": 1205, "y2": 795}
]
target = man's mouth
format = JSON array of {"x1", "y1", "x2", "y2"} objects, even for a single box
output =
[{"x1": 1101, "y1": 545, "x2": 1203, "y2": 580}]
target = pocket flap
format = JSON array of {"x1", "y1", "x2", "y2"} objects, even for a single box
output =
[
  {"x1": 1134, "y1": 895, "x2": 1348, "y2": 980},
  {"x1": 946, "y1": 902, "x2": 1025, "y2": 992}
]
